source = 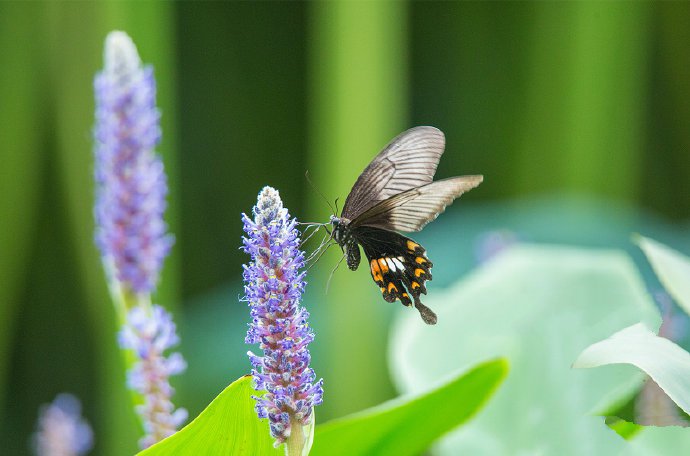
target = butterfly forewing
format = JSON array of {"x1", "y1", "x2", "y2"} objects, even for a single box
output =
[
  {"x1": 341, "y1": 126, "x2": 445, "y2": 220},
  {"x1": 351, "y1": 176, "x2": 483, "y2": 232}
]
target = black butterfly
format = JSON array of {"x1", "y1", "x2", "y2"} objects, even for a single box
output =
[{"x1": 327, "y1": 126, "x2": 483, "y2": 325}]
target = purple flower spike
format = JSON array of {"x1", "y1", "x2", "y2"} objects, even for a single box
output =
[
  {"x1": 119, "y1": 305, "x2": 188, "y2": 449},
  {"x1": 242, "y1": 187, "x2": 323, "y2": 450},
  {"x1": 94, "y1": 30, "x2": 173, "y2": 294},
  {"x1": 33, "y1": 394, "x2": 93, "y2": 456}
]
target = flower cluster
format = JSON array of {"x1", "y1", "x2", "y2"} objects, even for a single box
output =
[
  {"x1": 33, "y1": 394, "x2": 93, "y2": 456},
  {"x1": 119, "y1": 305, "x2": 188, "y2": 449},
  {"x1": 94, "y1": 30, "x2": 186, "y2": 450},
  {"x1": 242, "y1": 187, "x2": 323, "y2": 448},
  {"x1": 94, "y1": 30, "x2": 172, "y2": 294}
]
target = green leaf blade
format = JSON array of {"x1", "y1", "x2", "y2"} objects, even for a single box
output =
[
  {"x1": 139, "y1": 376, "x2": 281, "y2": 456},
  {"x1": 312, "y1": 359, "x2": 508, "y2": 456},
  {"x1": 574, "y1": 323, "x2": 690, "y2": 416}
]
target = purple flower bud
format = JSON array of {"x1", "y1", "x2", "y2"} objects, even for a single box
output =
[
  {"x1": 242, "y1": 187, "x2": 323, "y2": 448},
  {"x1": 119, "y1": 305, "x2": 188, "y2": 449},
  {"x1": 94, "y1": 31, "x2": 173, "y2": 294},
  {"x1": 33, "y1": 394, "x2": 93, "y2": 456}
]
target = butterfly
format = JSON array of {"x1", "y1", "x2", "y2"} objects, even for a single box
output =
[{"x1": 326, "y1": 126, "x2": 483, "y2": 325}]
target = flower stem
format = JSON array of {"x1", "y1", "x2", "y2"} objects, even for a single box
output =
[{"x1": 285, "y1": 417, "x2": 306, "y2": 456}]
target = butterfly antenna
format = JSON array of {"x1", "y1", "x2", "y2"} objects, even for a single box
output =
[
  {"x1": 334, "y1": 197, "x2": 340, "y2": 216},
  {"x1": 325, "y1": 253, "x2": 346, "y2": 294},
  {"x1": 296, "y1": 221, "x2": 327, "y2": 226},
  {"x1": 305, "y1": 170, "x2": 337, "y2": 215}
]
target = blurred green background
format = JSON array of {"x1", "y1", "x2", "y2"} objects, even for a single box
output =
[{"x1": 1, "y1": 2, "x2": 689, "y2": 455}]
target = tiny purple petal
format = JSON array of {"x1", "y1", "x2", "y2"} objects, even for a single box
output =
[{"x1": 242, "y1": 187, "x2": 323, "y2": 446}]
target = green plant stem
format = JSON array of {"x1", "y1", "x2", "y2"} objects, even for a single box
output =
[
  {"x1": 285, "y1": 417, "x2": 305, "y2": 456},
  {"x1": 113, "y1": 283, "x2": 152, "y2": 430}
]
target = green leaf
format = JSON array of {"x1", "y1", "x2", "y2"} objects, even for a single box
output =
[
  {"x1": 390, "y1": 245, "x2": 661, "y2": 454},
  {"x1": 311, "y1": 359, "x2": 508, "y2": 456},
  {"x1": 606, "y1": 417, "x2": 643, "y2": 440},
  {"x1": 626, "y1": 424, "x2": 690, "y2": 455},
  {"x1": 139, "y1": 376, "x2": 281, "y2": 456},
  {"x1": 574, "y1": 323, "x2": 690, "y2": 416},
  {"x1": 636, "y1": 235, "x2": 690, "y2": 317}
]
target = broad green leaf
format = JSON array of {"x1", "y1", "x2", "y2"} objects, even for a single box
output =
[
  {"x1": 139, "y1": 376, "x2": 281, "y2": 456},
  {"x1": 311, "y1": 359, "x2": 508, "y2": 456},
  {"x1": 627, "y1": 424, "x2": 690, "y2": 455},
  {"x1": 636, "y1": 235, "x2": 690, "y2": 317},
  {"x1": 390, "y1": 245, "x2": 660, "y2": 455},
  {"x1": 574, "y1": 323, "x2": 690, "y2": 416}
]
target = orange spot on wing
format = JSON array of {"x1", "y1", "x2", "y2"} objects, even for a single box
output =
[
  {"x1": 380, "y1": 287, "x2": 386, "y2": 293},
  {"x1": 415, "y1": 256, "x2": 427, "y2": 264},
  {"x1": 378, "y1": 258, "x2": 389, "y2": 273},
  {"x1": 402, "y1": 292, "x2": 409, "y2": 298},
  {"x1": 387, "y1": 282, "x2": 397, "y2": 293},
  {"x1": 370, "y1": 260, "x2": 383, "y2": 281},
  {"x1": 414, "y1": 268, "x2": 425, "y2": 277},
  {"x1": 411, "y1": 281, "x2": 420, "y2": 290},
  {"x1": 406, "y1": 240, "x2": 420, "y2": 252}
]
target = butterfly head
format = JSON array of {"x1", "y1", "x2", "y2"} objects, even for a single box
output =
[{"x1": 329, "y1": 215, "x2": 351, "y2": 246}]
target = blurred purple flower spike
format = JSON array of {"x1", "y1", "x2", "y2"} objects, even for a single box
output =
[
  {"x1": 94, "y1": 31, "x2": 186, "y2": 450},
  {"x1": 94, "y1": 30, "x2": 172, "y2": 294},
  {"x1": 119, "y1": 305, "x2": 188, "y2": 449}
]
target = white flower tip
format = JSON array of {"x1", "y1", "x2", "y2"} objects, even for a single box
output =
[
  {"x1": 255, "y1": 186, "x2": 285, "y2": 226},
  {"x1": 258, "y1": 186, "x2": 281, "y2": 207},
  {"x1": 104, "y1": 30, "x2": 141, "y2": 77}
]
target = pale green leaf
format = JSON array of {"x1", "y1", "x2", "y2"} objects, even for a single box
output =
[
  {"x1": 312, "y1": 359, "x2": 508, "y2": 456},
  {"x1": 139, "y1": 376, "x2": 281, "y2": 456},
  {"x1": 636, "y1": 235, "x2": 690, "y2": 317},
  {"x1": 574, "y1": 323, "x2": 690, "y2": 416},
  {"x1": 627, "y1": 425, "x2": 690, "y2": 455},
  {"x1": 390, "y1": 245, "x2": 661, "y2": 455}
]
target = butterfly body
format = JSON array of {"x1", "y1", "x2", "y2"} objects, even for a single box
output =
[{"x1": 328, "y1": 126, "x2": 482, "y2": 325}]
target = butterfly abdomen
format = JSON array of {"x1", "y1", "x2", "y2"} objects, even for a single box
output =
[{"x1": 346, "y1": 240, "x2": 361, "y2": 271}]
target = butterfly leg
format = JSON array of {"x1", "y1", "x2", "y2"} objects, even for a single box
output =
[{"x1": 325, "y1": 253, "x2": 347, "y2": 294}]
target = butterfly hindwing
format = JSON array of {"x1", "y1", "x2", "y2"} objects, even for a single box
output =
[{"x1": 353, "y1": 226, "x2": 437, "y2": 324}]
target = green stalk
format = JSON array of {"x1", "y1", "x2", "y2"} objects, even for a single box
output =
[
  {"x1": 0, "y1": 2, "x2": 43, "y2": 419},
  {"x1": 514, "y1": 3, "x2": 650, "y2": 200},
  {"x1": 308, "y1": 1, "x2": 407, "y2": 419}
]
